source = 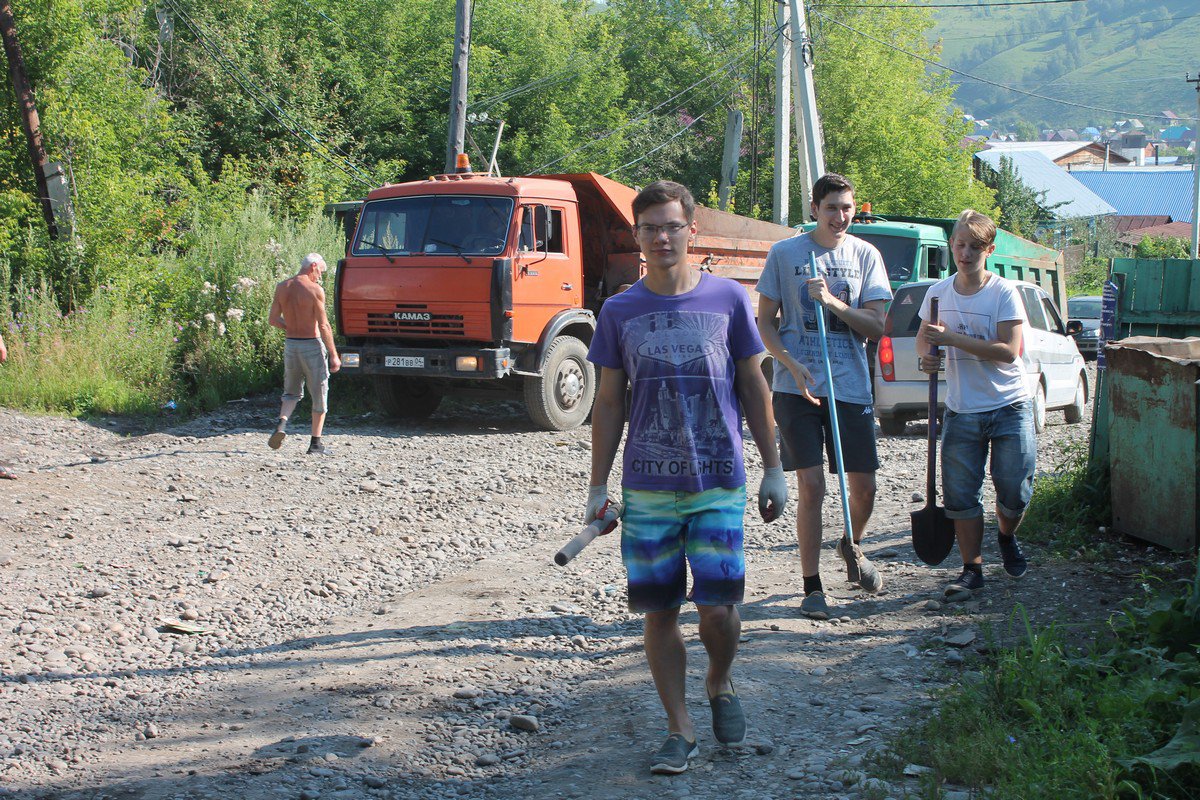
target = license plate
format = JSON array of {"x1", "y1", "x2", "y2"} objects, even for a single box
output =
[{"x1": 385, "y1": 356, "x2": 424, "y2": 369}]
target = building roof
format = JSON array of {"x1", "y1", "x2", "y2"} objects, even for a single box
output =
[
  {"x1": 982, "y1": 140, "x2": 1131, "y2": 165},
  {"x1": 1068, "y1": 168, "x2": 1196, "y2": 220},
  {"x1": 975, "y1": 150, "x2": 1117, "y2": 218},
  {"x1": 1111, "y1": 215, "x2": 1172, "y2": 234},
  {"x1": 1116, "y1": 221, "x2": 1193, "y2": 246}
]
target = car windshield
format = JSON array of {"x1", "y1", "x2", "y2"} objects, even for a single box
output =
[
  {"x1": 884, "y1": 283, "x2": 929, "y2": 338},
  {"x1": 351, "y1": 195, "x2": 514, "y2": 257},
  {"x1": 1068, "y1": 298, "x2": 1102, "y2": 318},
  {"x1": 856, "y1": 234, "x2": 919, "y2": 283}
]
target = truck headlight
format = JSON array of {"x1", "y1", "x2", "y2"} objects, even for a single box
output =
[
  {"x1": 342, "y1": 352, "x2": 360, "y2": 368},
  {"x1": 456, "y1": 356, "x2": 480, "y2": 371}
]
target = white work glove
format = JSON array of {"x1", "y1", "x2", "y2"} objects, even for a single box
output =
[
  {"x1": 758, "y1": 465, "x2": 788, "y2": 523},
  {"x1": 585, "y1": 484, "x2": 624, "y2": 528}
]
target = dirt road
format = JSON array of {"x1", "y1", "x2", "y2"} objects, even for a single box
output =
[{"x1": 0, "y1": 382, "x2": 1126, "y2": 800}]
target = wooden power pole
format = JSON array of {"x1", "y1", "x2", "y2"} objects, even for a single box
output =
[
  {"x1": 445, "y1": 0, "x2": 472, "y2": 173},
  {"x1": 0, "y1": 0, "x2": 58, "y2": 240}
]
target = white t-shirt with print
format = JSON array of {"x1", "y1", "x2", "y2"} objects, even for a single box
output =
[
  {"x1": 918, "y1": 274, "x2": 1029, "y2": 413},
  {"x1": 756, "y1": 233, "x2": 892, "y2": 406}
]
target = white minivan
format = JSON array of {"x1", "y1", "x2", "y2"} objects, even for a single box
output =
[{"x1": 874, "y1": 280, "x2": 1088, "y2": 435}]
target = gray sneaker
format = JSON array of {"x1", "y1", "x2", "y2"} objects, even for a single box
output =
[
  {"x1": 836, "y1": 538, "x2": 884, "y2": 594},
  {"x1": 650, "y1": 733, "x2": 699, "y2": 775},
  {"x1": 800, "y1": 590, "x2": 830, "y2": 620},
  {"x1": 709, "y1": 687, "x2": 746, "y2": 745}
]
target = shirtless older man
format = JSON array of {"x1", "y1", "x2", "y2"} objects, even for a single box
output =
[{"x1": 268, "y1": 253, "x2": 341, "y2": 455}]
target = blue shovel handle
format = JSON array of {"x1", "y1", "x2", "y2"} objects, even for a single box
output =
[{"x1": 808, "y1": 252, "x2": 854, "y2": 545}]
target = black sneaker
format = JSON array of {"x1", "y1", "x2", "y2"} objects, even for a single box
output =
[
  {"x1": 306, "y1": 442, "x2": 327, "y2": 455},
  {"x1": 650, "y1": 733, "x2": 699, "y2": 774},
  {"x1": 708, "y1": 687, "x2": 746, "y2": 745},
  {"x1": 998, "y1": 535, "x2": 1028, "y2": 578},
  {"x1": 944, "y1": 567, "x2": 984, "y2": 601}
]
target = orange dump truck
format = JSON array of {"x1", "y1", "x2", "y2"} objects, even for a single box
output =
[{"x1": 335, "y1": 163, "x2": 795, "y2": 430}]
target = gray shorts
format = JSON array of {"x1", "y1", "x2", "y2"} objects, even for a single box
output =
[{"x1": 282, "y1": 338, "x2": 330, "y2": 414}]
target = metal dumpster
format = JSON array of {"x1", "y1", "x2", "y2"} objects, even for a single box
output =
[{"x1": 1106, "y1": 337, "x2": 1200, "y2": 551}]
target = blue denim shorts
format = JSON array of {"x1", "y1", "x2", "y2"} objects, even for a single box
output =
[
  {"x1": 620, "y1": 486, "x2": 747, "y2": 613},
  {"x1": 940, "y1": 400, "x2": 1036, "y2": 520}
]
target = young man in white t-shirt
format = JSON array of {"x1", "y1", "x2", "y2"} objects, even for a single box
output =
[
  {"x1": 756, "y1": 174, "x2": 893, "y2": 619},
  {"x1": 916, "y1": 209, "x2": 1034, "y2": 600}
]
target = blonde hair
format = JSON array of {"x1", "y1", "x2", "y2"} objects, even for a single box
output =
[{"x1": 951, "y1": 209, "x2": 996, "y2": 247}]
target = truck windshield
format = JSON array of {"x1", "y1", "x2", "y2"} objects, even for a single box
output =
[
  {"x1": 351, "y1": 195, "x2": 514, "y2": 258},
  {"x1": 856, "y1": 234, "x2": 919, "y2": 283}
]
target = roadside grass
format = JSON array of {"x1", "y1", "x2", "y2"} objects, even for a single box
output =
[
  {"x1": 876, "y1": 562, "x2": 1200, "y2": 800},
  {"x1": 1020, "y1": 442, "x2": 1111, "y2": 560},
  {"x1": 0, "y1": 284, "x2": 175, "y2": 416},
  {"x1": 1, "y1": 199, "x2": 342, "y2": 419}
]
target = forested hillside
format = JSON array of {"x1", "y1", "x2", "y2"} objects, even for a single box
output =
[
  {"x1": 930, "y1": 0, "x2": 1200, "y2": 130},
  {"x1": 0, "y1": 0, "x2": 995, "y2": 416}
]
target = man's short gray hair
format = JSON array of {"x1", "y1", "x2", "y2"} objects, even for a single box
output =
[{"x1": 301, "y1": 253, "x2": 325, "y2": 270}]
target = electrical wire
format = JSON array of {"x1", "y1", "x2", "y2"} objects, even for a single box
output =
[
  {"x1": 810, "y1": 9, "x2": 1200, "y2": 123},
  {"x1": 162, "y1": 0, "x2": 376, "y2": 186},
  {"x1": 604, "y1": 84, "x2": 740, "y2": 179},
  {"x1": 527, "y1": 40, "x2": 762, "y2": 175},
  {"x1": 936, "y1": 10, "x2": 1200, "y2": 41},
  {"x1": 810, "y1": 0, "x2": 1084, "y2": 8}
]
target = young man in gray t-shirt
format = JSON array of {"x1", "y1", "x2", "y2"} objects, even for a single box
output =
[{"x1": 756, "y1": 173, "x2": 892, "y2": 619}]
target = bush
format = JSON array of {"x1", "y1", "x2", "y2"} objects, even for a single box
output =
[{"x1": 1021, "y1": 443, "x2": 1111, "y2": 559}]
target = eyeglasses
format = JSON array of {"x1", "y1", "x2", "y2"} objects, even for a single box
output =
[{"x1": 633, "y1": 222, "x2": 690, "y2": 237}]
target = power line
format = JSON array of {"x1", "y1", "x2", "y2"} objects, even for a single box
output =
[
  {"x1": 810, "y1": 9, "x2": 1200, "y2": 123},
  {"x1": 162, "y1": 0, "x2": 375, "y2": 186},
  {"x1": 936, "y1": 10, "x2": 1200, "y2": 41},
  {"x1": 604, "y1": 84, "x2": 739, "y2": 180},
  {"x1": 528, "y1": 41, "x2": 761, "y2": 175},
  {"x1": 811, "y1": 0, "x2": 1084, "y2": 7}
]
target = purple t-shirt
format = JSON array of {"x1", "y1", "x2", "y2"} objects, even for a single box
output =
[{"x1": 588, "y1": 273, "x2": 765, "y2": 492}]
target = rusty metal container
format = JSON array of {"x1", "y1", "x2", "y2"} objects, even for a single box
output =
[{"x1": 1106, "y1": 337, "x2": 1200, "y2": 551}]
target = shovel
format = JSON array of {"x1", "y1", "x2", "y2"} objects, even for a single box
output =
[
  {"x1": 911, "y1": 296, "x2": 956, "y2": 566},
  {"x1": 808, "y1": 253, "x2": 854, "y2": 551}
]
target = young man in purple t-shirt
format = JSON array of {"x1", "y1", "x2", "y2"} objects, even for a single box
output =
[{"x1": 587, "y1": 181, "x2": 787, "y2": 774}]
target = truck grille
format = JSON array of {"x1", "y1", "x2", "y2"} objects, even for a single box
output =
[{"x1": 366, "y1": 304, "x2": 465, "y2": 336}]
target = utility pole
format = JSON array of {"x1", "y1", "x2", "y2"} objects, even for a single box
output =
[
  {"x1": 788, "y1": 0, "x2": 825, "y2": 218},
  {"x1": 1189, "y1": 72, "x2": 1200, "y2": 259},
  {"x1": 773, "y1": 0, "x2": 791, "y2": 226},
  {"x1": 718, "y1": 110, "x2": 744, "y2": 211},
  {"x1": 0, "y1": 0, "x2": 58, "y2": 241},
  {"x1": 445, "y1": 0, "x2": 472, "y2": 173}
]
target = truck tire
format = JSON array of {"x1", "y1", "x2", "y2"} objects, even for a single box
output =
[
  {"x1": 525, "y1": 335, "x2": 595, "y2": 431},
  {"x1": 1063, "y1": 373, "x2": 1086, "y2": 424},
  {"x1": 373, "y1": 376, "x2": 443, "y2": 420}
]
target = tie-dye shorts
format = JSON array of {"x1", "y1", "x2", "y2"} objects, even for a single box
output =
[{"x1": 620, "y1": 486, "x2": 747, "y2": 612}]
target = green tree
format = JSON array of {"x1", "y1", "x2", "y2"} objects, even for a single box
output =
[
  {"x1": 809, "y1": 4, "x2": 997, "y2": 217},
  {"x1": 980, "y1": 154, "x2": 1052, "y2": 237}
]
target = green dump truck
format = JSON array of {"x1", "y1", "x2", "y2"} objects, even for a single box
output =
[{"x1": 801, "y1": 214, "x2": 1065, "y2": 310}]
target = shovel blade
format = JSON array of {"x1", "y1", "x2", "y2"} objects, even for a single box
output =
[{"x1": 911, "y1": 505, "x2": 956, "y2": 566}]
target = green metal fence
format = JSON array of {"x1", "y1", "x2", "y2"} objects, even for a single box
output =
[{"x1": 1090, "y1": 258, "x2": 1200, "y2": 503}]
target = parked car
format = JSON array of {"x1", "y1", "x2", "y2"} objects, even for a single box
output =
[
  {"x1": 874, "y1": 280, "x2": 1088, "y2": 435},
  {"x1": 1067, "y1": 295, "x2": 1102, "y2": 359}
]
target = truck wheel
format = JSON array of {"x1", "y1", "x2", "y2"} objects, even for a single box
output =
[
  {"x1": 1032, "y1": 381, "x2": 1047, "y2": 433},
  {"x1": 1063, "y1": 373, "x2": 1086, "y2": 424},
  {"x1": 879, "y1": 417, "x2": 907, "y2": 436},
  {"x1": 525, "y1": 335, "x2": 595, "y2": 431},
  {"x1": 373, "y1": 376, "x2": 443, "y2": 420}
]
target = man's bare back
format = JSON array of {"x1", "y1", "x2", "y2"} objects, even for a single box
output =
[{"x1": 271, "y1": 275, "x2": 326, "y2": 339}]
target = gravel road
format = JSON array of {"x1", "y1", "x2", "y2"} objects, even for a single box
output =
[{"x1": 0, "y1": 370, "x2": 1133, "y2": 800}]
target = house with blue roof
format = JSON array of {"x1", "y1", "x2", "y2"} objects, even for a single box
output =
[
  {"x1": 974, "y1": 150, "x2": 1117, "y2": 219},
  {"x1": 1068, "y1": 168, "x2": 1195, "y2": 221}
]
